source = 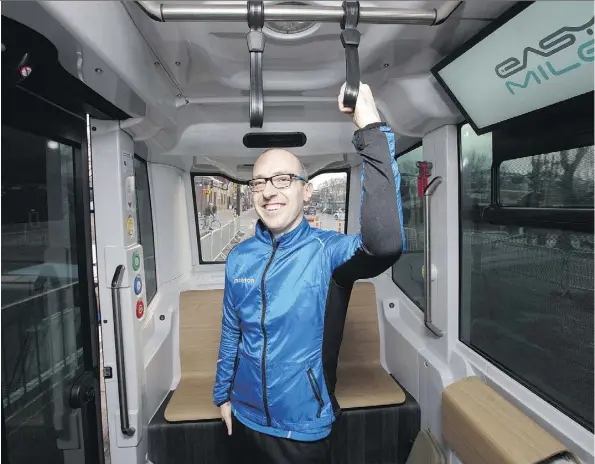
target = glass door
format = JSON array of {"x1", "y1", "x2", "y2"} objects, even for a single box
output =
[{"x1": 1, "y1": 86, "x2": 103, "y2": 462}]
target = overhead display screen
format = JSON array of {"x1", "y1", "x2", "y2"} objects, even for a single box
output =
[{"x1": 431, "y1": 1, "x2": 594, "y2": 134}]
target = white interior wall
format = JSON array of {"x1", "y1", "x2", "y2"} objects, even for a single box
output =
[
  {"x1": 143, "y1": 271, "x2": 181, "y2": 423},
  {"x1": 143, "y1": 162, "x2": 197, "y2": 422},
  {"x1": 150, "y1": 164, "x2": 194, "y2": 286}
]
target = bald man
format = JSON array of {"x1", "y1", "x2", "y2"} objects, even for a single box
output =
[{"x1": 213, "y1": 83, "x2": 405, "y2": 464}]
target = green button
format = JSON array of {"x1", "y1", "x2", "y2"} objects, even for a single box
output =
[{"x1": 132, "y1": 252, "x2": 141, "y2": 271}]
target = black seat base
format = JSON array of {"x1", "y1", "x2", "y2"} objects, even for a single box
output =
[{"x1": 148, "y1": 382, "x2": 420, "y2": 464}]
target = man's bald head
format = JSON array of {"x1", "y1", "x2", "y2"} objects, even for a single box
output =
[
  {"x1": 251, "y1": 148, "x2": 313, "y2": 237},
  {"x1": 253, "y1": 148, "x2": 308, "y2": 181}
]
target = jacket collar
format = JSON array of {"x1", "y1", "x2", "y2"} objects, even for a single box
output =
[{"x1": 255, "y1": 216, "x2": 311, "y2": 248}]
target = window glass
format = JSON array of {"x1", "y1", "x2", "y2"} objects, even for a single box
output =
[
  {"x1": 134, "y1": 156, "x2": 157, "y2": 303},
  {"x1": 459, "y1": 123, "x2": 594, "y2": 430},
  {"x1": 390, "y1": 145, "x2": 425, "y2": 309},
  {"x1": 193, "y1": 172, "x2": 349, "y2": 263},
  {"x1": 499, "y1": 147, "x2": 594, "y2": 208},
  {"x1": 461, "y1": 125, "x2": 492, "y2": 208},
  {"x1": 1, "y1": 125, "x2": 86, "y2": 456},
  {"x1": 308, "y1": 172, "x2": 348, "y2": 232}
]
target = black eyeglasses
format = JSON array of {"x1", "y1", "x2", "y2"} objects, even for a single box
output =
[{"x1": 248, "y1": 174, "x2": 307, "y2": 192}]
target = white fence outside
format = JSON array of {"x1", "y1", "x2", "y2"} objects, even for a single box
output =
[{"x1": 200, "y1": 217, "x2": 241, "y2": 261}]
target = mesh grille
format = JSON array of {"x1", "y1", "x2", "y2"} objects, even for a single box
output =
[
  {"x1": 265, "y1": 1, "x2": 317, "y2": 35},
  {"x1": 499, "y1": 145, "x2": 594, "y2": 208}
]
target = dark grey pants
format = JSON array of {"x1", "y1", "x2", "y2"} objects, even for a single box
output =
[{"x1": 230, "y1": 414, "x2": 331, "y2": 464}]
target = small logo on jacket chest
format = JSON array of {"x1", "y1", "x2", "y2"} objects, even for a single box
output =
[{"x1": 234, "y1": 277, "x2": 256, "y2": 284}]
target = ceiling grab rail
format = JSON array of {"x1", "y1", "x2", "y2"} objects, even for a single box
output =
[
  {"x1": 135, "y1": 1, "x2": 463, "y2": 25},
  {"x1": 247, "y1": 1, "x2": 265, "y2": 128},
  {"x1": 134, "y1": 1, "x2": 463, "y2": 126},
  {"x1": 340, "y1": 1, "x2": 360, "y2": 112}
]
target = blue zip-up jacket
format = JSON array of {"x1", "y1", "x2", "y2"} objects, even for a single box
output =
[{"x1": 213, "y1": 122, "x2": 405, "y2": 441}]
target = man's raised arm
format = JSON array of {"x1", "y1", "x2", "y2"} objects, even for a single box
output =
[{"x1": 325, "y1": 84, "x2": 405, "y2": 284}]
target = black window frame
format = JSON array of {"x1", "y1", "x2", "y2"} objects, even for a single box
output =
[
  {"x1": 133, "y1": 154, "x2": 158, "y2": 304},
  {"x1": 191, "y1": 169, "x2": 351, "y2": 265},
  {"x1": 390, "y1": 141, "x2": 425, "y2": 311},
  {"x1": 457, "y1": 118, "x2": 594, "y2": 432}
]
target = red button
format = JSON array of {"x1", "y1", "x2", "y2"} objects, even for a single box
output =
[{"x1": 136, "y1": 300, "x2": 145, "y2": 319}]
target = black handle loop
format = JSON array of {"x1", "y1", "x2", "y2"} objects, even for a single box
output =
[
  {"x1": 247, "y1": 1, "x2": 265, "y2": 128},
  {"x1": 340, "y1": 1, "x2": 360, "y2": 111}
]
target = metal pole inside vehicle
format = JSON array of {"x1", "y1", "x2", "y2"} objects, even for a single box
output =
[{"x1": 135, "y1": 1, "x2": 462, "y2": 25}]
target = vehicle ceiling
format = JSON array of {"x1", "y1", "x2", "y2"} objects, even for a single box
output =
[
  {"x1": 3, "y1": 1, "x2": 515, "y2": 178},
  {"x1": 125, "y1": 1, "x2": 514, "y2": 177}
]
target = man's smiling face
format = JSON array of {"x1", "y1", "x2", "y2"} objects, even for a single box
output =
[{"x1": 251, "y1": 149, "x2": 312, "y2": 237}]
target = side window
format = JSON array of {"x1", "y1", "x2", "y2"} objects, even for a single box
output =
[
  {"x1": 391, "y1": 145, "x2": 424, "y2": 309},
  {"x1": 460, "y1": 125, "x2": 492, "y2": 208},
  {"x1": 134, "y1": 156, "x2": 157, "y2": 304},
  {"x1": 459, "y1": 123, "x2": 594, "y2": 431},
  {"x1": 306, "y1": 172, "x2": 349, "y2": 233},
  {"x1": 192, "y1": 171, "x2": 349, "y2": 263},
  {"x1": 499, "y1": 147, "x2": 594, "y2": 208},
  {"x1": 192, "y1": 175, "x2": 252, "y2": 263}
]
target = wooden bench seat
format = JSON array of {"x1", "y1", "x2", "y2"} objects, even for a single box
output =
[{"x1": 164, "y1": 282, "x2": 404, "y2": 422}]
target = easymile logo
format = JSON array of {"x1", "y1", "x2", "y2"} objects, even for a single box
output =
[{"x1": 494, "y1": 16, "x2": 594, "y2": 95}]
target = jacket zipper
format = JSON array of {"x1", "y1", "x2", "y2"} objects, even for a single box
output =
[
  {"x1": 261, "y1": 240, "x2": 279, "y2": 426},
  {"x1": 307, "y1": 368, "x2": 324, "y2": 418}
]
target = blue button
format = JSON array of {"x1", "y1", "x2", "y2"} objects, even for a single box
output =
[{"x1": 134, "y1": 276, "x2": 143, "y2": 295}]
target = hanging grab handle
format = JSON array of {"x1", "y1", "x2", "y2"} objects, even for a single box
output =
[
  {"x1": 247, "y1": 1, "x2": 265, "y2": 128},
  {"x1": 340, "y1": 1, "x2": 361, "y2": 111}
]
